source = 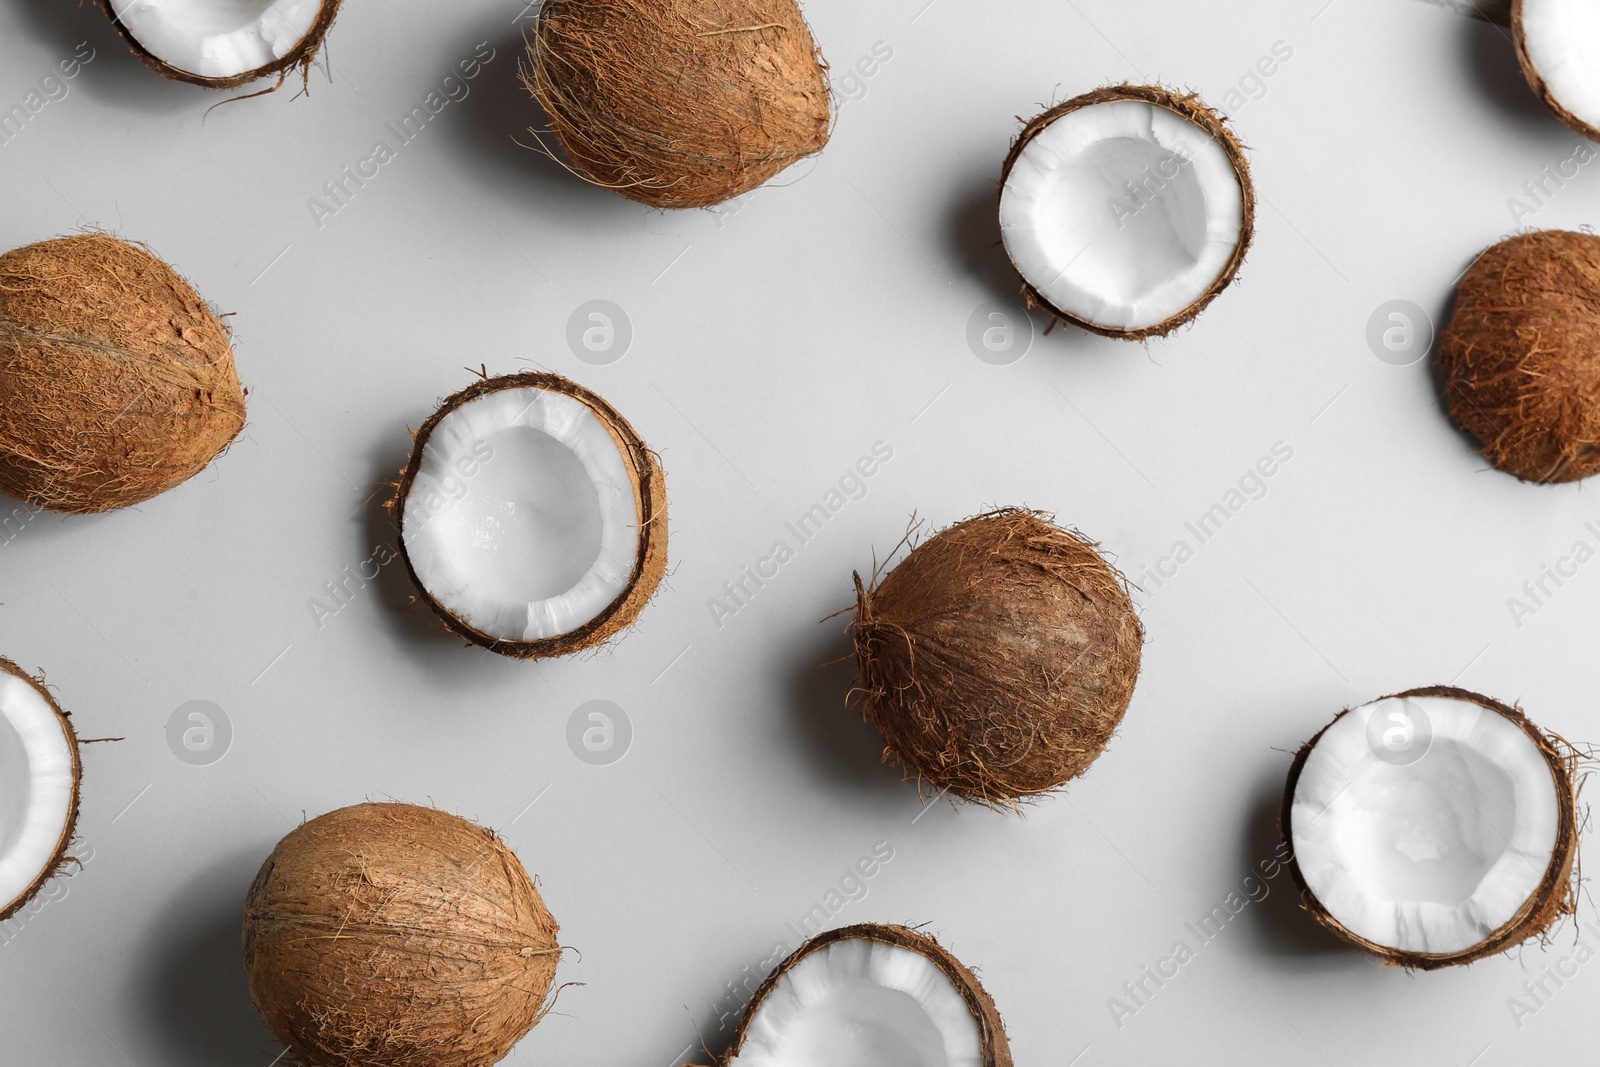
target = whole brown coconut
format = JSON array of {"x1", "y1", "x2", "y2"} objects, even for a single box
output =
[
  {"x1": 94, "y1": 0, "x2": 343, "y2": 91},
  {"x1": 0, "y1": 234, "x2": 246, "y2": 513},
  {"x1": 1281, "y1": 686, "x2": 1579, "y2": 970},
  {"x1": 1439, "y1": 230, "x2": 1600, "y2": 483},
  {"x1": 851, "y1": 509, "x2": 1143, "y2": 807},
  {"x1": 691, "y1": 924, "x2": 1013, "y2": 1067},
  {"x1": 526, "y1": 0, "x2": 832, "y2": 208},
  {"x1": 243, "y1": 803, "x2": 562, "y2": 1067}
]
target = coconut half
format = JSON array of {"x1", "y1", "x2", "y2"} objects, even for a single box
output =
[
  {"x1": 394, "y1": 372, "x2": 666, "y2": 658},
  {"x1": 999, "y1": 85, "x2": 1254, "y2": 341},
  {"x1": 0, "y1": 659, "x2": 81, "y2": 924},
  {"x1": 1514, "y1": 0, "x2": 1600, "y2": 139},
  {"x1": 1283, "y1": 687, "x2": 1578, "y2": 968},
  {"x1": 98, "y1": 0, "x2": 341, "y2": 89},
  {"x1": 696, "y1": 924, "x2": 1012, "y2": 1067}
]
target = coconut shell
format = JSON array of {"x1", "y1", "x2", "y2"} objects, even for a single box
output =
[
  {"x1": 1511, "y1": 1, "x2": 1600, "y2": 141},
  {"x1": 1000, "y1": 84, "x2": 1255, "y2": 341},
  {"x1": 1439, "y1": 229, "x2": 1600, "y2": 483},
  {"x1": 851, "y1": 509, "x2": 1143, "y2": 807},
  {"x1": 95, "y1": 0, "x2": 343, "y2": 91},
  {"x1": 1280, "y1": 686, "x2": 1580, "y2": 970},
  {"x1": 0, "y1": 658, "x2": 82, "y2": 924},
  {"x1": 691, "y1": 923, "x2": 1012, "y2": 1067},
  {"x1": 527, "y1": 0, "x2": 832, "y2": 208},
  {"x1": 0, "y1": 234, "x2": 246, "y2": 514},
  {"x1": 243, "y1": 802, "x2": 561, "y2": 1067},
  {"x1": 392, "y1": 371, "x2": 667, "y2": 659}
]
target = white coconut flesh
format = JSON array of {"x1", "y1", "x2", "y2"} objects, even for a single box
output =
[
  {"x1": 402, "y1": 387, "x2": 640, "y2": 643},
  {"x1": 1000, "y1": 100, "x2": 1244, "y2": 332},
  {"x1": 1290, "y1": 695, "x2": 1560, "y2": 956},
  {"x1": 108, "y1": 0, "x2": 322, "y2": 78},
  {"x1": 1520, "y1": 0, "x2": 1600, "y2": 129},
  {"x1": 0, "y1": 672, "x2": 75, "y2": 913},
  {"x1": 729, "y1": 938, "x2": 983, "y2": 1067}
]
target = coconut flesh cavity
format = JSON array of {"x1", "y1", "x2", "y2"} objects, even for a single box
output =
[
  {"x1": 396, "y1": 372, "x2": 666, "y2": 658},
  {"x1": 0, "y1": 659, "x2": 81, "y2": 924},
  {"x1": 1515, "y1": 0, "x2": 1600, "y2": 139},
  {"x1": 852, "y1": 509, "x2": 1143, "y2": 807},
  {"x1": 1439, "y1": 230, "x2": 1600, "y2": 483},
  {"x1": 999, "y1": 85, "x2": 1253, "y2": 340},
  {"x1": 243, "y1": 802, "x2": 561, "y2": 1067},
  {"x1": 100, "y1": 0, "x2": 340, "y2": 88},
  {"x1": 699, "y1": 924, "x2": 1012, "y2": 1067},
  {"x1": 1285, "y1": 688, "x2": 1577, "y2": 968}
]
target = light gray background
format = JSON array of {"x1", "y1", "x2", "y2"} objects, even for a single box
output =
[{"x1": 0, "y1": 0, "x2": 1595, "y2": 1064}]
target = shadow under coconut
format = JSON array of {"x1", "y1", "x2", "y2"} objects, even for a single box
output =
[
  {"x1": 1460, "y1": 12, "x2": 1552, "y2": 128},
  {"x1": 775, "y1": 597, "x2": 921, "y2": 809},
  {"x1": 1231, "y1": 769, "x2": 1355, "y2": 966},
  {"x1": 130, "y1": 848, "x2": 280, "y2": 1067},
  {"x1": 4, "y1": 0, "x2": 196, "y2": 112}
]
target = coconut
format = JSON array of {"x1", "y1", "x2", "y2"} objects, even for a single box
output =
[
  {"x1": 999, "y1": 85, "x2": 1255, "y2": 341},
  {"x1": 1282, "y1": 687, "x2": 1579, "y2": 969},
  {"x1": 0, "y1": 234, "x2": 246, "y2": 514},
  {"x1": 850, "y1": 509, "x2": 1143, "y2": 807},
  {"x1": 393, "y1": 371, "x2": 667, "y2": 658},
  {"x1": 0, "y1": 658, "x2": 82, "y2": 924},
  {"x1": 96, "y1": 0, "x2": 342, "y2": 90},
  {"x1": 242, "y1": 802, "x2": 562, "y2": 1067},
  {"x1": 692, "y1": 923, "x2": 1012, "y2": 1067},
  {"x1": 526, "y1": 0, "x2": 832, "y2": 208},
  {"x1": 1513, "y1": 0, "x2": 1600, "y2": 140},
  {"x1": 1438, "y1": 230, "x2": 1600, "y2": 483}
]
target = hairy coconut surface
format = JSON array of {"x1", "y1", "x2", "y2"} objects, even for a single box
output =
[
  {"x1": 693, "y1": 923, "x2": 1012, "y2": 1067},
  {"x1": 999, "y1": 84, "x2": 1254, "y2": 341},
  {"x1": 851, "y1": 509, "x2": 1143, "y2": 807},
  {"x1": 0, "y1": 658, "x2": 81, "y2": 924},
  {"x1": 527, "y1": 0, "x2": 832, "y2": 208},
  {"x1": 0, "y1": 234, "x2": 246, "y2": 513},
  {"x1": 1513, "y1": 0, "x2": 1600, "y2": 141},
  {"x1": 1281, "y1": 686, "x2": 1579, "y2": 970},
  {"x1": 96, "y1": 0, "x2": 343, "y2": 91},
  {"x1": 392, "y1": 371, "x2": 667, "y2": 659},
  {"x1": 243, "y1": 802, "x2": 561, "y2": 1067},
  {"x1": 1439, "y1": 230, "x2": 1600, "y2": 483}
]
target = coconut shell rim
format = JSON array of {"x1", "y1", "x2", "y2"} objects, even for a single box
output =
[
  {"x1": 392, "y1": 371, "x2": 667, "y2": 660},
  {"x1": 696, "y1": 922, "x2": 1012, "y2": 1067},
  {"x1": 94, "y1": 0, "x2": 342, "y2": 90},
  {"x1": 1279, "y1": 684, "x2": 1581, "y2": 970},
  {"x1": 998, "y1": 83, "x2": 1256, "y2": 342},
  {"x1": 1511, "y1": 0, "x2": 1600, "y2": 142},
  {"x1": 0, "y1": 657, "x2": 82, "y2": 924}
]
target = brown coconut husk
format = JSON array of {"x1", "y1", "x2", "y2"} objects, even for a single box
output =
[
  {"x1": 689, "y1": 923, "x2": 1013, "y2": 1067},
  {"x1": 391, "y1": 371, "x2": 667, "y2": 659},
  {"x1": 243, "y1": 802, "x2": 563, "y2": 1067},
  {"x1": 1000, "y1": 84, "x2": 1255, "y2": 342},
  {"x1": 95, "y1": 0, "x2": 342, "y2": 91},
  {"x1": 526, "y1": 0, "x2": 832, "y2": 209},
  {"x1": 1281, "y1": 686, "x2": 1581, "y2": 970},
  {"x1": 1511, "y1": 0, "x2": 1600, "y2": 141},
  {"x1": 0, "y1": 233, "x2": 246, "y2": 513},
  {"x1": 851, "y1": 509, "x2": 1143, "y2": 808},
  {"x1": 1439, "y1": 229, "x2": 1600, "y2": 483},
  {"x1": 0, "y1": 658, "x2": 82, "y2": 924}
]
